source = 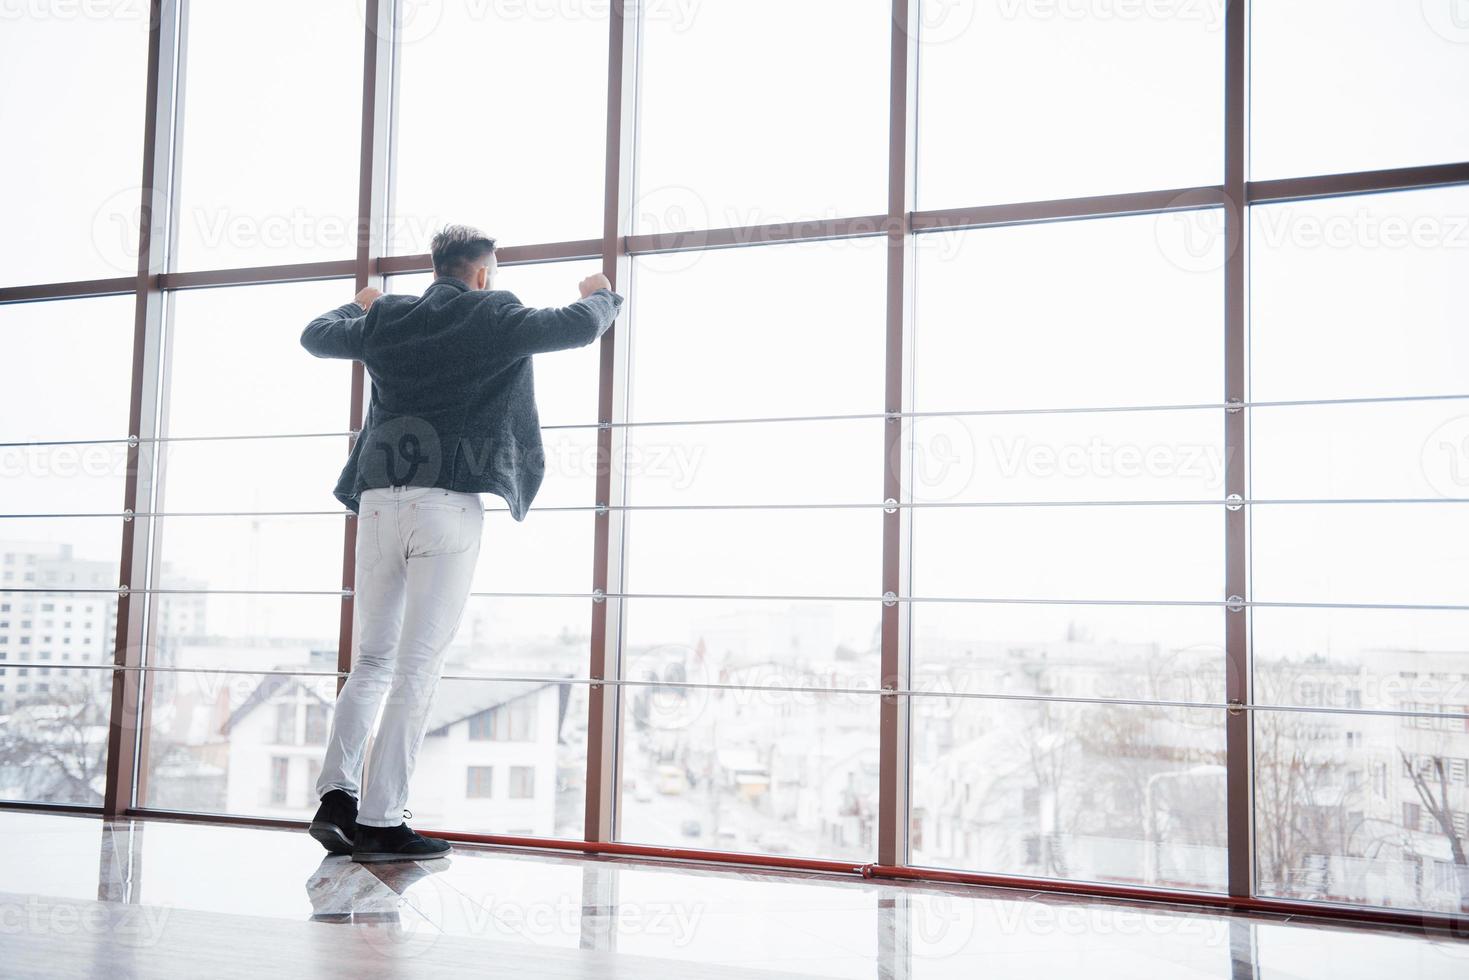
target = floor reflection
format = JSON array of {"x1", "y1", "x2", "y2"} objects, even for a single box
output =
[{"x1": 0, "y1": 810, "x2": 1463, "y2": 979}]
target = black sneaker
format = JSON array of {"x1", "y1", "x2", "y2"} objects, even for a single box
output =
[
  {"x1": 308, "y1": 790, "x2": 358, "y2": 855},
  {"x1": 351, "y1": 820, "x2": 452, "y2": 864}
]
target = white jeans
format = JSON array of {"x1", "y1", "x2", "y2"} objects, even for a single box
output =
[{"x1": 316, "y1": 486, "x2": 483, "y2": 826}]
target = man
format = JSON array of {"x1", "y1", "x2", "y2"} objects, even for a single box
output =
[{"x1": 299, "y1": 225, "x2": 622, "y2": 862}]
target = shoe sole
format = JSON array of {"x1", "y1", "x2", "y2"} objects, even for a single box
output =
[
  {"x1": 308, "y1": 821, "x2": 354, "y2": 856},
  {"x1": 351, "y1": 846, "x2": 452, "y2": 864}
]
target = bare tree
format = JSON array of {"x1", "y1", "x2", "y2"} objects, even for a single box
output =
[{"x1": 1399, "y1": 749, "x2": 1469, "y2": 913}]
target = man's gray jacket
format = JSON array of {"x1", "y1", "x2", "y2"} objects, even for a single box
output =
[{"x1": 301, "y1": 276, "x2": 624, "y2": 519}]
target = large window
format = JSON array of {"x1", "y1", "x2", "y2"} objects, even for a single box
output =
[
  {"x1": 3, "y1": 0, "x2": 1466, "y2": 924},
  {"x1": 171, "y1": 0, "x2": 363, "y2": 270},
  {"x1": 917, "y1": 0, "x2": 1223, "y2": 209},
  {"x1": 636, "y1": 0, "x2": 889, "y2": 231},
  {"x1": 391, "y1": 2, "x2": 608, "y2": 250},
  {"x1": 0, "y1": 14, "x2": 149, "y2": 286}
]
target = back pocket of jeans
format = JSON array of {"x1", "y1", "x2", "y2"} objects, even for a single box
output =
[{"x1": 412, "y1": 501, "x2": 476, "y2": 557}]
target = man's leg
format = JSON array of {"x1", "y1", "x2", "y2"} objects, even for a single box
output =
[
  {"x1": 356, "y1": 491, "x2": 483, "y2": 830},
  {"x1": 315, "y1": 495, "x2": 406, "y2": 804}
]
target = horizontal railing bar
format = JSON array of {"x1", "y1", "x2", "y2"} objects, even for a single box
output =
[
  {"x1": 625, "y1": 214, "x2": 888, "y2": 255},
  {"x1": 911, "y1": 186, "x2": 1224, "y2": 233},
  {"x1": 0, "y1": 426, "x2": 354, "y2": 446},
  {"x1": 376, "y1": 239, "x2": 605, "y2": 276},
  {"x1": 1246, "y1": 161, "x2": 1469, "y2": 204},
  {"x1": 7, "y1": 392, "x2": 1469, "y2": 451},
  {"x1": 0, "y1": 587, "x2": 347, "y2": 596},
  {"x1": 0, "y1": 276, "x2": 136, "y2": 305},
  {"x1": 13, "y1": 662, "x2": 1460, "y2": 722},
  {"x1": 7, "y1": 497, "x2": 1469, "y2": 522},
  {"x1": 158, "y1": 259, "x2": 359, "y2": 291},
  {"x1": 0, "y1": 437, "x2": 134, "y2": 449}
]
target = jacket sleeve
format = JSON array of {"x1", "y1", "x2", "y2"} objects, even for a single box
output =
[
  {"x1": 496, "y1": 289, "x2": 624, "y2": 357},
  {"x1": 301, "y1": 302, "x2": 368, "y2": 360}
]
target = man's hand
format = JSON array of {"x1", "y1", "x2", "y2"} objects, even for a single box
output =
[
  {"x1": 578, "y1": 273, "x2": 611, "y2": 299},
  {"x1": 353, "y1": 286, "x2": 383, "y2": 311}
]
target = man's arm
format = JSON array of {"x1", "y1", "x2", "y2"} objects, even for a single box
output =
[
  {"x1": 300, "y1": 286, "x2": 381, "y2": 360},
  {"x1": 497, "y1": 274, "x2": 625, "y2": 357}
]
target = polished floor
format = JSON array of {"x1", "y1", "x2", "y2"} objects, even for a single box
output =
[{"x1": 0, "y1": 810, "x2": 1464, "y2": 978}]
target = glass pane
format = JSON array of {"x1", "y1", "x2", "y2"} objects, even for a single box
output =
[
  {"x1": 0, "y1": 15, "x2": 148, "y2": 285},
  {"x1": 917, "y1": 0, "x2": 1222, "y2": 209},
  {"x1": 1249, "y1": 186, "x2": 1469, "y2": 403},
  {"x1": 0, "y1": 562, "x2": 118, "y2": 679},
  {"x1": 0, "y1": 295, "x2": 135, "y2": 443},
  {"x1": 911, "y1": 699, "x2": 1226, "y2": 890},
  {"x1": 1253, "y1": 607, "x2": 1469, "y2": 712},
  {"x1": 617, "y1": 685, "x2": 878, "y2": 861},
  {"x1": 915, "y1": 215, "x2": 1222, "y2": 413},
  {"x1": 1251, "y1": 3, "x2": 1469, "y2": 180},
  {"x1": 622, "y1": 597, "x2": 881, "y2": 689},
  {"x1": 151, "y1": 595, "x2": 341, "y2": 671},
  {"x1": 1251, "y1": 504, "x2": 1469, "y2": 607},
  {"x1": 911, "y1": 411, "x2": 1225, "y2": 504},
  {"x1": 1253, "y1": 705, "x2": 1469, "y2": 914},
  {"x1": 0, "y1": 520, "x2": 123, "y2": 592},
  {"x1": 624, "y1": 510, "x2": 881, "y2": 597},
  {"x1": 154, "y1": 515, "x2": 344, "y2": 593},
  {"x1": 0, "y1": 666, "x2": 114, "y2": 805},
  {"x1": 411, "y1": 677, "x2": 586, "y2": 838},
  {"x1": 631, "y1": 240, "x2": 886, "y2": 421},
  {"x1": 391, "y1": 3, "x2": 607, "y2": 250},
  {"x1": 912, "y1": 506, "x2": 1221, "y2": 601},
  {"x1": 154, "y1": 436, "x2": 349, "y2": 514},
  {"x1": 455, "y1": 595, "x2": 590, "y2": 676},
  {"x1": 472, "y1": 510, "x2": 593, "y2": 595},
  {"x1": 166, "y1": 280, "x2": 355, "y2": 438},
  {"x1": 625, "y1": 419, "x2": 883, "y2": 507},
  {"x1": 912, "y1": 604, "x2": 1224, "y2": 704},
  {"x1": 1252, "y1": 401, "x2": 1469, "y2": 501},
  {"x1": 172, "y1": 0, "x2": 362, "y2": 270},
  {"x1": 142, "y1": 669, "x2": 338, "y2": 818},
  {"x1": 636, "y1": 0, "x2": 888, "y2": 232}
]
